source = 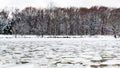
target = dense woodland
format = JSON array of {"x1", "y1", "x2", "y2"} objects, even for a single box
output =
[{"x1": 0, "y1": 6, "x2": 120, "y2": 37}]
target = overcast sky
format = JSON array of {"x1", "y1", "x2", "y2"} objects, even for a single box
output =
[{"x1": 0, "y1": 0, "x2": 120, "y2": 10}]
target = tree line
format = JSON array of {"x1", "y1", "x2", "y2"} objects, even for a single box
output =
[{"x1": 0, "y1": 6, "x2": 120, "y2": 37}]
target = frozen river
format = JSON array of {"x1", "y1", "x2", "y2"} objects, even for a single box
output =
[{"x1": 0, "y1": 36, "x2": 120, "y2": 68}]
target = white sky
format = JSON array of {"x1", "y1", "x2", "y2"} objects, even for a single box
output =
[{"x1": 0, "y1": 0, "x2": 120, "y2": 10}]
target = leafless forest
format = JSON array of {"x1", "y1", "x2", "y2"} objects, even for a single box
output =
[{"x1": 0, "y1": 6, "x2": 120, "y2": 37}]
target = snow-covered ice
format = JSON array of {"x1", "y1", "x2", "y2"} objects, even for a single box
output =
[{"x1": 0, "y1": 35, "x2": 120, "y2": 68}]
